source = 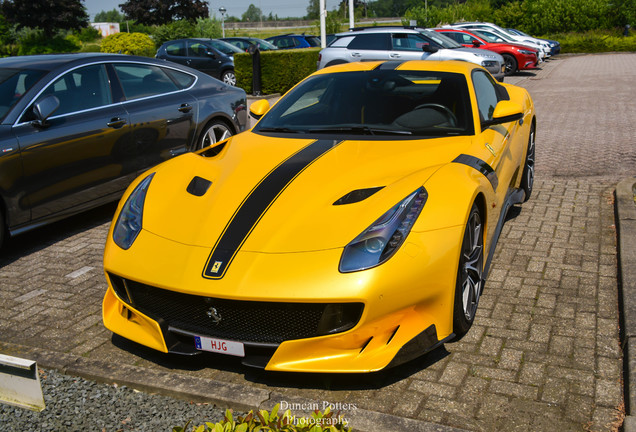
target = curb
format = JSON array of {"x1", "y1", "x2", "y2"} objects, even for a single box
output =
[
  {"x1": 0, "y1": 341, "x2": 465, "y2": 432},
  {"x1": 616, "y1": 177, "x2": 636, "y2": 431}
]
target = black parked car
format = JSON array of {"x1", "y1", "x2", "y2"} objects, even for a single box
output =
[
  {"x1": 156, "y1": 38, "x2": 242, "y2": 86},
  {"x1": 0, "y1": 53, "x2": 246, "y2": 248},
  {"x1": 220, "y1": 37, "x2": 278, "y2": 52}
]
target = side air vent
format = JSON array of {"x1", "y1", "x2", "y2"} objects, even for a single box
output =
[
  {"x1": 333, "y1": 186, "x2": 384, "y2": 205},
  {"x1": 186, "y1": 176, "x2": 212, "y2": 197}
]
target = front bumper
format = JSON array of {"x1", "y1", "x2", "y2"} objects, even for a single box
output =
[{"x1": 102, "y1": 225, "x2": 463, "y2": 372}]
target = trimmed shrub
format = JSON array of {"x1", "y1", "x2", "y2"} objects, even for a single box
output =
[
  {"x1": 101, "y1": 32, "x2": 155, "y2": 57},
  {"x1": 235, "y1": 48, "x2": 320, "y2": 95},
  {"x1": 15, "y1": 28, "x2": 79, "y2": 55},
  {"x1": 546, "y1": 30, "x2": 636, "y2": 53},
  {"x1": 173, "y1": 404, "x2": 353, "y2": 432}
]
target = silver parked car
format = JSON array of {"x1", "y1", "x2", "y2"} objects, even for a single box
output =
[{"x1": 317, "y1": 26, "x2": 505, "y2": 81}]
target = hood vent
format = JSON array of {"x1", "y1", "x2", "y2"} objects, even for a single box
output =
[
  {"x1": 186, "y1": 176, "x2": 212, "y2": 197},
  {"x1": 333, "y1": 186, "x2": 384, "y2": 205}
]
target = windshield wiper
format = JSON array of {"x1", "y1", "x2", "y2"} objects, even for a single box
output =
[
  {"x1": 257, "y1": 127, "x2": 304, "y2": 133},
  {"x1": 308, "y1": 126, "x2": 412, "y2": 136}
]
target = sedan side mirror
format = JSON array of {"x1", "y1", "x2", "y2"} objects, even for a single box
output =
[
  {"x1": 482, "y1": 100, "x2": 523, "y2": 129},
  {"x1": 31, "y1": 95, "x2": 60, "y2": 128},
  {"x1": 421, "y1": 44, "x2": 439, "y2": 53},
  {"x1": 249, "y1": 99, "x2": 270, "y2": 120}
]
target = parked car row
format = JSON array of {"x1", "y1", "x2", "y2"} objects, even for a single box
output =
[{"x1": 317, "y1": 26, "x2": 506, "y2": 81}]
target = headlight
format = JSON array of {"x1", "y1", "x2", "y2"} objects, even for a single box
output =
[
  {"x1": 112, "y1": 173, "x2": 155, "y2": 250},
  {"x1": 339, "y1": 187, "x2": 428, "y2": 273},
  {"x1": 481, "y1": 60, "x2": 498, "y2": 68},
  {"x1": 519, "y1": 49, "x2": 535, "y2": 55}
]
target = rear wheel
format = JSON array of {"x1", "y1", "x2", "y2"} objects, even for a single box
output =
[
  {"x1": 503, "y1": 54, "x2": 518, "y2": 75},
  {"x1": 197, "y1": 120, "x2": 233, "y2": 150},
  {"x1": 452, "y1": 203, "x2": 484, "y2": 339},
  {"x1": 520, "y1": 124, "x2": 536, "y2": 202}
]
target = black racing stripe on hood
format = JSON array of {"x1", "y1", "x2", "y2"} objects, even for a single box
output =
[
  {"x1": 374, "y1": 61, "x2": 404, "y2": 70},
  {"x1": 203, "y1": 139, "x2": 343, "y2": 279},
  {"x1": 452, "y1": 154, "x2": 499, "y2": 191}
]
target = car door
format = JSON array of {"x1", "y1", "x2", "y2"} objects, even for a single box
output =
[
  {"x1": 112, "y1": 62, "x2": 198, "y2": 174},
  {"x1": 346, "y1": 33, "x2": 391, "y2": 62},
  {"x1": 14, "y1": 63, "x2": 133, "y2": 220},
  {"x1": 472, "y1": 69, "x2": 521, "y2": 212},
  {"x1": 186, "y1": 40, "x2": 223, "y2": 77},
  {"x1": 159, "y1": 40, "x2": 188, "y2": 67},
  {"x1": 390, "y1": 33, "x2": 435, "y2": 61}
]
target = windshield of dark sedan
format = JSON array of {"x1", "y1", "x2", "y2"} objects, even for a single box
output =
[
  {"x1": 253, "y1": 70, "x2": 474, "y2": 138},
  {"x1": 0, "y1": 68, "x2": 46, "y2": 121}
]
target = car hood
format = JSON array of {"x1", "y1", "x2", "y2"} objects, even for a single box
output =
[{"x1": 141, "y1": 131, "x2": 472, "y2": 252}]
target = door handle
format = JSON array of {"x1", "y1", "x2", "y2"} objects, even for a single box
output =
[
  {"x1": 107, "y1": 117, "x2": 126, "y2": 128},
  {"x1": 178, "y1": 103, "x2": 193, "y2": 113},
  {"x1": 351, "y1": 52, "x2": 362, "y2": 57},
  {"x1": 389, "y1": 53, "x2": 401, "y2": 58}
]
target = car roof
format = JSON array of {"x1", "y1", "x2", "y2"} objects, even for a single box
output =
[
  {"x1": 313, "y1": 59, "x2": 480, "y2": 75},
  {"x1": 0, "y1": 53, "x2": 160, "y2": 72}
]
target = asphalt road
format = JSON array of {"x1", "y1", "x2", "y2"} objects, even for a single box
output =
[{"x1": 1, "y1": 53, "x2": 635, "y2": 432}]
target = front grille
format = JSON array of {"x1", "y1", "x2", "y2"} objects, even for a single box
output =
[{"x1": 108, "y1": 274, "x2": 359, "y2": 344}]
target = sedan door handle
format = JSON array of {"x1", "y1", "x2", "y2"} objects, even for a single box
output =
[
  {"x1": 107, "y1": 117, "x2": 126, "y2": 128},
  {"x1": 178, "y1": 103, "x2": 193, "y2": 113},
  {"x1": 389, "y1": 53, "x2": 401, "y2": 58}
]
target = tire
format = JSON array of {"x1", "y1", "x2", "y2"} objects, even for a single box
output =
[
  {"x1": 520, "y1": 123, "x2": 536, "y2": 202},
  {"x1": 503, "y1": 54, "x2": 518, "y2": 75},
  {"x1": 197, "y1": 120, "x2": 233, "y2": 150},
  {"x1": 0, "y1": 209, "x2": 4, "y2": 250},
  {"x1": 452, "y1": 203, "x2": 484, "y2": 339},
  {"x1": 220, "y1": 70, "x2": 236, "y2": 86}
]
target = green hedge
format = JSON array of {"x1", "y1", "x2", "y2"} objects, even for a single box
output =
[
  {"x1": 545, "y1": 30, "x2": 636, "y2": 53},
  {"x1": 235, "y1": 48, "x2": 321, "y2": 95},
  {"x1": 100, "y1": 32, "x2": 156, "y2": 57}
]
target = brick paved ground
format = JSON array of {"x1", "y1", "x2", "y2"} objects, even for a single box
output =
[{"x1": 1, "y1": 53, "x2": 635, "y2": 431}]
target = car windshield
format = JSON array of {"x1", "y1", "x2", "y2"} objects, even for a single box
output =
[
  {"x1": 255, "y1": 39, "x2": 278, "y2": 50},
  {"x1": 0, "y1": 68, "x2": 46, "y2": 121},
  {"x1": 254, "y1": 70, "x2": 474, "y2": 138},
  {"x1": 209, "y1": 39, "x2": 243, "y2": 55},
  {"x1": 419, "y1": 29, "x2": 462, "y2": 49}
]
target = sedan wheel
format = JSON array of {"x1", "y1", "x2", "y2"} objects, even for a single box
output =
[
  {"x1": 520, "y1": 124, "x2": 535, "y2": 201},
  {"x1": 198, "y1": 121, "x2": 233, "y2": 150},
  {"x1": 453, "y1": 203, "x2": 484, "y2": 338},
  {"x1": 503, "y1": 54, "x2": 518, "y2": 75},
  {"x1": 221, "y1": 70, "x2": 236, "y2": 86}
]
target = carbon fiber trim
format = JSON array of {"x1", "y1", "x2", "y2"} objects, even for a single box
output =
[{"x1": 452, "y1": 154, "x2": 499, "y2": 191}]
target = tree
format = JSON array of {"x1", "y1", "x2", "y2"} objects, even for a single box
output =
[
  {"x1": 1, "y1": 0, "x2": 88, "y2": 36},
  {"x1": 95, "y1": 8, "x2": 125, "y2": 22},
  {"x1": 119, "y1": 0, "x2": 208, "y2": 26},
  {"x1": 307, "y1": 0, "x2": 320, "y2": 19},
  {"x1": 242, "y1": 4, "x2": 262, "y2": 22}
]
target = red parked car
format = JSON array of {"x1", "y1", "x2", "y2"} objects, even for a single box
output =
[{"x1": 435, "y1": 28, "x2": 538, "y2": 76}]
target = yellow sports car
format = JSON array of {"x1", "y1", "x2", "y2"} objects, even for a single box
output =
[{"x1": 102, "y1": 60, "x2": 535, "y2": 373}]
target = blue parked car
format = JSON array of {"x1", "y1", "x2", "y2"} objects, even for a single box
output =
[{"x1": 265, "y1": 34, "x2": 321, "y2": 49}]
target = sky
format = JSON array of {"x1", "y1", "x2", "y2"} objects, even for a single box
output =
[{"x1": 84, "y1": 0, "x2": 343, "y2": 21}]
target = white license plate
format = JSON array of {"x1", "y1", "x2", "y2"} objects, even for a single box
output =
[{"x1": 194, "y1": 336, "x2": 245, "y2": 357}]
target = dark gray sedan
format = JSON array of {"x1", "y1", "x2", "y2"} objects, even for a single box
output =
[{"x1": 0, "y1": 53, "x2": 246, "y2": 248}]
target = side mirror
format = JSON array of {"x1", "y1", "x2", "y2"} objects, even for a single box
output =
[
  {"x1": 206, "y1": 50, "x2": 217, "y2": 58},
  {"x1": 421, "y1": 44, "x2": 439, "y2": 53},
  {"x1": 482, "y1": 100, "x2": 523, "y2": 129},
  {"x1": 472, "y1": 39, "x2": 482, "y2": 47},
  {"x1": 31, "y1": 95, "x2": 60, "y2": 128},
  {"x1": 249, "y1": 99, "x2": 270, "y2": 120}
]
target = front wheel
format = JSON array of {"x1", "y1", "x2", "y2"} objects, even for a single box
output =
[
  {"x1": 452, "y1": 203, "x2": 484, "y2": 339},
  {"x1": 503, "y1": 54, "x2": 518, "y2": 75},
  {"x1": 197, "y1": 120, "x2": 233, "y2": 150},
  {"x1": 221, "y1": 70, "x2": 236, "y2": 86},
  {"x1": 520, "y1": 124, "x2": 535, "y2": 202}
]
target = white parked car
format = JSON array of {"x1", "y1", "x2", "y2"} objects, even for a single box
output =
[
  {"x1": 449, "y1": 22, "x2": 550, "y2": 60},
  {"x1": 318, "y1": 26, "x2": 505, "y2": 81}
]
